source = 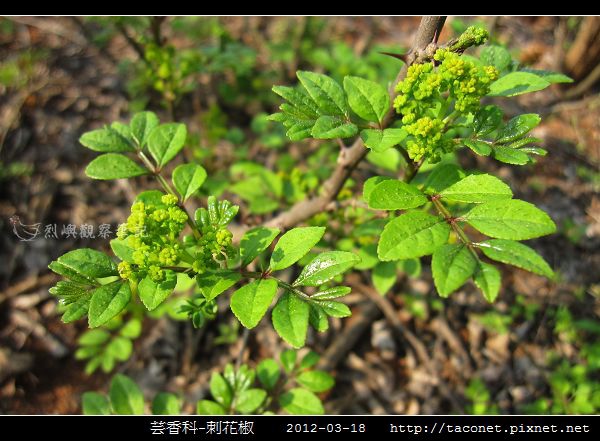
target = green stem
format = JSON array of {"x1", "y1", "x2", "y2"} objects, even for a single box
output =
[
  {"x1": 162, "y1": 266, "x2": 193, "y2": 273},
  {"x1": 442, "y1": 110, "x2": 460, "y2": 128},
  {"x1": 137, "y1": 150, "x2": 156, "y2": 172},
  {"x1": 239, "y1": 270, "x2": 263, "y2": 279},
  {"x1": 276, "y1": 280, "x2": 311, "y2": 301},
  {"x1": 431, "y1": 198, "x2": 479, "y2": 260},
  {"x1": 156, "y1": 173, "x2": 177, "y2": 196},
  {"x1": 140, "y1": 152, "x2": 201, "y2": 241}
]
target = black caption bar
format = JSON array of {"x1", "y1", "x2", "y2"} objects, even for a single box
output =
[{"x1": 3, "y1": 415, "x2": 597, "y2": 439}]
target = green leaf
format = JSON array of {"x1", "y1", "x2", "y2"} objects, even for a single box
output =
[
  {"x1": 343, "y1": 76, "x2": 389, "y2": 123},
  {"x1": 440, "y1": 174, "x2": 512, "y2": 203},
  {"x1": 280, "y1": 349, "x2": 297, "y2": 373},
  {"x1": 361, "y1": 128, "x2": 407, "y2": 152},
  {"x1": 79, "y1": 329, "x2": 110, "y2": 346},
  {"x1": 138, "y1": 272, "x2": 177, "y2": 311},
  {"x1": 506, "y1": 137, "x2": 542, "y2": 148},
  {"x1": 106, "y1": 336, "x2": 133, "y2": 361},
  {"x1": 235, "y1": 364, "x2": 254, "y2": 391},
  {"x1": 488, "y1": 72, "x2": 551, "y2": 97},
  {"x1": 312, "y1": 300, "x2": 351, "y2": 318},
  {"x1": 423, "y1": 163, "x2": 466, "y2": 194},
  {"x1": 492, "y1": 145, "x2": 530, "y2": 165},
  {"x1": 479, "y1": 239, "x2": 554, "y2": 278},
  {"x1": 83, "y1": 356, "x2": 102, "y2": 374},
  {"x1": 49, "y1": 280, "x2": 89, "y2": 301},
  {"x1": 257, "y1": 359, "x2": 280, "y2": 390},
  {"x1": 75, "y1": 345, "x2": 99, "y2": 360},
  {"x1": 120, "y1": 318, "x2": 142, "y2": 338},
  {"x1": 152, "y1": 393, "x2": 180, "y2": 415},
  {"x1": 80, "y1": 127, "x2": 135, "y2": 153},
  {"x1": 85, "y1": 153, "x2": 148, "y2": 180},
  {"x1": 235, "y1": 388, "x2": 267, "y2": 413},
  {"x1": 172, "y1": 163, "x2": 207, "y2": 202},
  {"x1": 240, "y1": 227, "x2": 280, "y2": 267},
  {"x1": 101, "y1": 356, "x2": 115, "y2": 373},
  {"x1": 363, "y1": 176, "x2": 392, "y2": 202},
  {"x1": 57, "y1": 248, "x2": 118, "y2": 279},
  {"x1": 480, "y1": 45, "x2": 512, "y2": 71},
  {"x1": 297, "y1": 70, "x2": 348, "y2": 117},
  {"x1": 210, "y1": 372, "x2": 232, "y2": 408},
  {"x1": 110, "y1": 239, "x2": 135, "y2": 263},
  {"x1": 197, "y1": 400, "x2": 226, "y2": 415},
  {"x1": 248, "y1": 197, "x2": 279, "y2": 215},
  {"x1": 88, "y1": 282, "x2": 131, "y2": 328},
  {"x1": 520, "y1": 146, "x2": 547, "y2": 156},
  {"x1": 372, "y1": 261, "x2": 397, "y2": 295},
  {"x1": 464, "y1": 139, "x2": 492, "y2": 156},
  {"x1": 197, "y1": 270, "x2": 241, "y2": 301},
  {"x1": 110, "y1": 122, "x2": 133, "y2": 143},
  {"x1": 269, "y1": 226, "x2": 325, "y2": 271},
  {"x1": 296, "y1": 371, "x2": 334, "y2": 394},
  {"x1": 309, "y1": 304, "x2": 329, "y2": 332},
  {"x1": 311, "y1": 115, "x2": 358, "y2": 139},
  {"x1": 272, "y1": 85, "x2": 320, "y2": 118},
  {"x1": 109, "y1": 374, "x2": 144, "y2": 415},
  {"x1": 474, "y1": 105, "x2": 503, "y2": 136},
  {"x1": 353, "y1": 218, "x2": 389, "y2": 238},
  {"x1": 311, "y1": 286, "x2": 351, "y2": 300},
  {"x1": 279, "y1": 388, "x2": 324, "y2": 415},
  {"x1": 300, "y1": 351, "x2": 320, "y2": 369},
  {"x1": 293, "y1": 251, "x2": 360, "y2": 287},
  {"x1": 519, "y1": 68, "x2": 573, "y2": 84},
  {"x1": 130, "y1": 111, "x2": 159, "y2": 148},
  {"x1": 399, "y1": 258, "x2": 422, "y2": 278},
  {"x1": 367, "y1": 148, "x2": 402, "y2": 172},
  {"x1": 496, "y1": 114, "x2": 541, "y2": 143},
  {"x1": 367, "y1": 179, "x2": 428, "y2": 210},
  {"x1": 378, "y1": 211, "x2": 451, "y2": 261},
  {"x1": 465, "y1": 199, "x2": 556, "y2": 240},
  {"x1": 432, "y1": 244, "x2": 477, "y2": 297},
  {"x1": 48, "y1": 261, "x2": 95, "y2": 285},
  {"x1": 62, "y1": 297, "x2": 90, "y2": 323},
  {"x1": 147, "y1": 123, "x2": 187, "y2": 169},
  {"x1": 231, "y1": 279, "x2": 278, "y2": 329},
  {"x1": 285, "y1": 123, "x2": 313, "y2": 141},
  {"x1": 272, "y1": 291, "x2": 310, "y2": 348},
  {"x1": 82, "y1": 392, "x2": 111, "y2": 415},
  {"x1": 474, "y1": 262, "x2": 501, "y2": 302}
]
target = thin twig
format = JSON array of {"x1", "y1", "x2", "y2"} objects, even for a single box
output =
[
  {"x1": 314, "y1": 16, "x2": 448, "y2": 371},
  {"x1": 266, "y1": 17, "x2": 446, "y2": 231},
  {"x1": 116, "y1": 22, "x2": 148, "y2": 64}
]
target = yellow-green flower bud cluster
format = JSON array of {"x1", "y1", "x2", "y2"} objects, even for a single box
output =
[
  {"x1": 455, "y1": 26, "x2": 489, "y2": 49},
  {"x1": 393, "y1": 46, "x2": 498, "y2": 162},
  {"x1": 191, "y1": 224, "x2": 235, "y2": 275},
  {"x1": 435, "y1": 49, "x2": 499, "y2": 113},
  {"x1": 117, "y1": 194, "x2": 188, "y2": 283},
  {"x1": 404, "y1": 116, "x2": 453, "y2": 162}
]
